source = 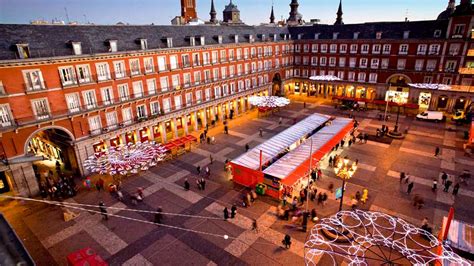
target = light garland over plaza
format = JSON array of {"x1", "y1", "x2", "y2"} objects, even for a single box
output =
[
  {"x1": 248, "y1": 95, "x2": 290, "y2": 109},
  {"x1": 305, "y1": 210, "x2": 470, "y2": 265},
  {"x1": 408, "y1": 83, "x2": 452, "y2": 90},
  {"x1": 83, "y1": 141, "x2": 167, "y2": 175},
  {"x1": 309, "y1": 75, "x2": 342, "y2": 82}
]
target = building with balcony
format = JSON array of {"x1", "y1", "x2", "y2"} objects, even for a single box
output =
[{"x1": 0, "y1": 0, "x2": 472, "y2": 196}]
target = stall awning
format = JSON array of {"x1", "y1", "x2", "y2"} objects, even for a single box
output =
[
  {"x1": 231, "y1": 113, "x2": 331, "y2": 170},
  {"x1": 263, "y1": 118, "x2": 353, "y2": 186},
  {"x1": 185, "y1": 135, "x2": 197, "y2": 142},
  {"x1": 163, "y1": 143, "x2": 176, "y2": 151}
]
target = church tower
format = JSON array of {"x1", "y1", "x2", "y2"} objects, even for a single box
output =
[
  {"x1": 270, "y1": 5, "x2": 275, "y2": 24},
  {"x1": 209, "y1": 0, "x2": 217, "y2": 23},
  {"x1": 335, "y1": 0, "x2": 344, "y2": 25},
  {"x1": 181, "y1": 0, "x2": 197, "y2": 23},
  {"x1": 287, "y1": 0, "x2": 303, "y2": 26}
]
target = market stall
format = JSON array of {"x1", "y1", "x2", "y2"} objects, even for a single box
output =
[
  {"x1": 441, "y1": 216, "x2": 474, "y2": 260},
  {"x1": 230, "y1": 113, "x2": 331, "y2": 187},
  {"x1": 263, "y1": 117, "x2": 354, "y2": 199}
]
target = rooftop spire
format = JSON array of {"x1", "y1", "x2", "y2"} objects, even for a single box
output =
[
  {"x1": 209, "y1": 0, "x2": 217, "y2": 23},
  {"x1": 335, "y1": 0, "x2": 344, "y2": 25},
  {"x1": 270, "y1": 5, "x2": 275, "y2": 24}
]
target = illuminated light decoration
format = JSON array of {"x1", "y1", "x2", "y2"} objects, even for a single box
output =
[
  {"x1": 248, "y1": 96, "x2": 290, "y2": 110},
  {"x1": 305, "y1": 210, "x2": 470, "y2": 266},
  {"x1": 408, "y1": 83, "x2": 452, "y2": 90},
  {"x1": 309, "y1": 75, "x2": 342, "y2": 82},
  {"x1": 83, "y1": 141, "x2": 166, "y2": 176}
]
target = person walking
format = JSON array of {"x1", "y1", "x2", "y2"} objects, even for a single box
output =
[
  {"x1": 282, "y1": 234, "x2": 292, "y2": 249},
  {"x1": 279, "y1": 117, "x2": 282, "y2": 125},
  {"x1": 209, "y1": 155, "x2": 213, "y2": 164},
  {"x1": 99, "y1": 202, "x2": 108, "y2": 220},
  {"x1": 441, "y1": 172, "x2": 448, "y2": 185},
  {"x1": 407, "y1": 182, "x2": 414, "y2": 194},
  {"x1": 432, "y1": 179, "x2": 438, "y2": 192},
  {"x1": 444, "y1": 179, "x2": 452, "y2": 192},
  {"x1": 196, "y1": 179, "x2": 202, "y2": 190},
  {"x1": 154, "y1": 207, "x2": 163, "y2": 224},
  {"x1": 435, "y1": 147, "x2": 440, "y2": 157},
  {"x1": 303, "y1": 102, "x2": 306, "y2": 108},
  {"x1": 201, "y1": 178, "x2": 206, "y2": 190},
  {"x1": 231, "y1": 205, "x2": 237, "y2": 219},
  {"x1": 224, "y1": 125, "x2": 228, "y2": 134},
  {"x1": 302, "y1": 211, "x2": 309, "y2": 232},
  {"x1": 399, "y1": 172, "x2": 406, "y2": 183},
  {"x1": 197, "y1": 165, "x2": 201, "y2": 175},
  {"x1": 245, "y1": 143, "x2": 250, "y2": 152},
  {"x1": 205, "y1": 166, "x2": 210, "y2": 177},
  {"x1": 259, "y1": 128, "x2": 263, "y2": 137},
  {"x1": 223, "y1": 207, "x2": 229, "y2": 220},
  {"x1": 251, "y1": 219, "x2": 258, "y2": 233},
  {"x1": 184, "y1": 178, "x2": 190, "y2": 191},
  {"x1": 452, "y1": 183, "x2": 460, "y2": 196}
]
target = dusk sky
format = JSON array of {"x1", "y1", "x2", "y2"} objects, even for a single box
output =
[{"x1": 0, "y1": 0, "x2": 451, "y2": 25}]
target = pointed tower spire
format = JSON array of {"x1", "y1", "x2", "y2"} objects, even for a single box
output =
[
  {"x1": 270, "y1": 5, "x2": 275, "y2": 24},
  {"x1": 335, "y1": 0, "x2": 344, "y2": 25},
  {"x1": 210, "y1": 0, "x2": 217, "y2": 24}
]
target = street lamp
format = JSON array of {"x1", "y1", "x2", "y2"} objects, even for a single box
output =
[
  {"x1": 388, "y1": 97, "x2": 404, "y2": 138},
  {"x1": 334, "y1": 158, "x2": 357, "y2": 212}
]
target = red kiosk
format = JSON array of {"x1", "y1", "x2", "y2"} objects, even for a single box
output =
[{"x1": 229, "y1": 114, "x2": 331, "y2": 187}]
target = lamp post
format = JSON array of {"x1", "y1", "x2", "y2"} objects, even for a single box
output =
[
  {"x1": 388, "y1": 97, "x2": 404, "y2": 138},
  {"x1": 334, "y1": 158, "x2": 357, "y2": 212}
]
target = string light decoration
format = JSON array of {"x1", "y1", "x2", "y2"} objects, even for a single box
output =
[
  {"x1": 248, "y1": 96, "x2": 290, "y2": 109},
  {"x1": 408, "y1": 83, "x2": 452, "y2": 90},
  {"x1": 83, "y1": 141, "x2": 166, "y2": 175},
  {"x1": 305, "y1": 210, "x2": 470, "y2": 265},
  {"x1": 309, "y1": 75, "x2": 342, "y2": 82}
]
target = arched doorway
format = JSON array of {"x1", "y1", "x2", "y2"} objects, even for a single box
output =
[
  {"x1": 437, "y1": 95, "x2": 448, "y2": 109},
  {"x1": 454, "y1": 96, "x2": 466, "y2": 110},
  {"x1": 26, "y1": 127, "x2": 78, "y2": 185},
  {"x1": 272, "y1": 73, "x2": 282, "y2": 96},
  {"x1": 386, "y1": 75, "x2": 411, "y2": 104}
]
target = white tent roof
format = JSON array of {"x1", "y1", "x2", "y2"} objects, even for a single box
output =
[
  {"x1": 231, "y1": 113, "x2": 330, "y2": 170},
  {"x1": 263, "y1": 118, "x2": 353, "y2": 179}
]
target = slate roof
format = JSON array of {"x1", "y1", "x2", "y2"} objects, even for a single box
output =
[
  {"x1": 288, "y1": 20, "x2": 449, "y2": 40},
  {"x1": 0, "y1": 24, "x2": 288, "y2": 60}
]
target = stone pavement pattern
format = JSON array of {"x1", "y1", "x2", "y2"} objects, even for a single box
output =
[{"x1": 1, "y1": 100, "x2": 473, "y2": 265}]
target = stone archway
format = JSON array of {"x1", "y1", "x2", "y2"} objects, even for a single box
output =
[{"x1": 272, "y1": 73, "x2": 283, "y2": 96}]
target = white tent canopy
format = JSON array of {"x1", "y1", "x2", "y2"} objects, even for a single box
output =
[
  {"x1": 231, "y1": 113, "x2": 330, "y2": 170},
  {"x1": 263, "y1": 118, "x2": 353, "y2": 179}
]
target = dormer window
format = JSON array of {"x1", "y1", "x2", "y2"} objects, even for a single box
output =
[
  {"x1": 16, "y1": 44, "x2": 30, "y2": 59},
  {"x1": 333, "y1": 32, "x2": 339, "y2": 40},
  {"x1": 140, "y1": 39, "x2": 148, "y2": 50},
  {"x1": 200, "y1": 36, "x2": 205, "y2": 45},
  {"x1": 297, "y1": 34, "x2": 303, "y2": 40},
  {"x1": 249, "y1": 35, "x2": 254, "y2": 43},
  {"x1": 434, "y1": 30, "x2": 442, "y2": 38},
  {"x1": 403, "y1": 31, "x2": 410, "y2": 39},
  {"x1": 108, "y1": 40, "x2": 117, "y2": 52},
  {"x1": 234, "y1": 34, "x2": 239, "y2": 43},
  {"x1": 376, "y1": 32, "x2": 382, "y2": 40},
  {"x1": 72, "y1": 42, "x2": 82, "y2": 55},
  {"x1": 272, "y1": 34, "x2": 277, "y2": 42},
  {"x1": 218, "y1": 35, "x2": 223, "y2": 44},
  {"x1": 167, "y1": 37, "x2": 173, "y2": 48},
  {"x1": 314, "y1": 33, "x2": 320, "y2": 40},
  {"x1": 283, "y1": 34, "x2": 287, "y2": 41},
  {"x1": 190, "y1": 36, "x2": 196, "y2": 46},
  {"x1": 353, "y1": 32, "x2": 360, "y2": 40},
  {"x1": 261, "y1": 34, "x2": 266, "y2": 41}
]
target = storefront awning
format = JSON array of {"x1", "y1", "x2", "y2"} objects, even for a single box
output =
[
  {"x1": 263, "y1": 118, "x2": 353, "y2": 186},
  {"x1": 231, "y1": 113, "x2": 331, "y2": 170}
]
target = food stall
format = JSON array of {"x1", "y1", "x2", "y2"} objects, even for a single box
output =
[
  {"x1": 263, "y1": 118, "x2": 354, "y2": 199},
  {"x1": 229, "y1": 113, "x2": 331, "y2": 187}
]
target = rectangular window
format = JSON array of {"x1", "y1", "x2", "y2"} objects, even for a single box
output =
[
  {"x1": 23, "y1": 69, "x2": 45, "y2": 91},
  {"x1": 311, "y1": 44, "x2": 318, "y2": 53},
  {"x1": 372, "y1": 44, "x2": 381, "y2": 54},
  {"x1": 330, "y1": 44, "x2": 337, "y2": 53},
  {"x1": 426, "y1": 60, "x2": 437, "y2": 71},
  {"x1": 204, "y1": 70, "x2": 211, "y2": 82},
  {"x1": 183, "y1": 73, "x2": 191, "y2": 87},
  {"x1": 129, "y1": 59, "x2": 141, "y2": 76},
  {"x1": 417, "y1": 44, "x2": 427, "y2": 55},
  {"x1": 320, "y1": 57, "x2": 327, "y2": 66},
  {"x1": 194, "y1": 71, "x2": 201, "y2": 84},
  {"x1": 445, "y1": 61, "x2": 456, "y2": 72},
  {"x1": 361, "y1": 44, "x2": 369, "y2": 54},
  {"x1": 171, "y1": 74, "x2": 180, "y2": 89},
  {"x1": 453, "y1": 24, "x2": 465, "y2": 36},
  {"x1": 370, "y1": 58, "x2": 379, "y2": 69},
  {"x1": 311, "y1": 57, "x2": 318, "y2": 66},
  {"x1": 185, "y1": 92, "x2": 192, "y2": 107},
  {"x1": 360, "y1": 58, "x2": 368, "y2": 68},
  {"x1": 182, "y1": 54, "x2": 190, "y2": 68},
  {"x1": 137, "y1": 105, "x2": 147, "y2": 118},
  {"x1": 132, "y1": 81, "x2": 144, "y2": 98},
  {"x1": 369, "y1": 73, "x2": 378, "y2": 83},
  {"x1": 221, "y1": 67, "x2": 227, "y2": 79},
  {"x1": 349, "y1": 58, "x2": 356, "y2": 68},
  {"x1": 340, "y1": 44, "x2": 347, "y2": 53},
  {"x1": 65, "y1": 93, "x2": 80, "y2": 113},
  {"x1": 109, "y1": 40, "x2": 117, "y2": 52},
  {"x1": 170, "y1": 55, "x2": 178, "y2": 69},
  {"x1": 339, "y1": 57, "x2": 346, "y2": 67},
  {"x1": 212, "y1": 51, "x2": 218, "y2": 63},
  {"x1": 449, "y1": 43, "x2": 461, "y2": 55},
  {"x1": 429, "y1": 44, "x2": 440, "y2": 55},
  {"x1": 147, "y1": 78, "x2": 157, "y2": 95},
  {"x1": 321, "y1": 44, "x2": 327, "y2": 53},
  {"x1": 196, "y1": 90, "x2": 202, "y2": 103},
  {"x1": 160, "y1": 77, "x2": 169, "y2": 91},
  {"x1": 415, "y1": 60, "x2": 424, "y2": 71},
  {"x1": 88, "y1": 116, "x2": 102, "y2": 134},
  {"x1": 399, "y1": 44, "x2": 409, "y2": 55},
  {"x1": 348, "y1": 72, "x2": 355, "y2": 81},
  {"x1": 174, "y1": 95, "x2": 182, "y2": 110},
  {"x1": 76, "y1": 64, "x2": 92, "y2": 83},
  {"x1": 205, "y1": 88, "x2": 211, "y2": 100},
  {"x1": 72, "y1": 42, "x2": 82, "y2": 55},
  {"x1": 158, "y1": 56, "x2": 167, "y2": 71},
  {"x1": 357, "y1": 72, "x2": 366, "y2": 82},
  {"x1": 95, "y1": 63, "x2": 111, "y2": 81},
  {"x1": 220, "y1": 50, "x2": 227, "y2": 62},
  {"x1": 329, "y1": 57, "x2": 336, "y2": 66},
  {"x1": 82, "y1": 90, "x2": 97, "y2": 109},
  {"x1": 424, "y1": 76, "x2": 433, "y2": 83},
  {"x1": 229, "y1": 49, "x2": 234, "y2": 60},
  {"x1": 192, "y1": 53, "x2": 201, "y2": 66},
  {"x1": 213, "y1": 68, "x2": 219, "y2": 81},
  {"x1": 381, "y1": 59, "x2": 389, "y2": 69},
  {"x1": 382, "y1": 44, "x2": 391, "y2": 54},
  {"x1": 122, "y1": 108, "x2": 133, "y2": 124},
  {"x1": 0, "y1": 104, "x2": 12, "y2": 127},
  {"x1": 203, "y1": 52, "x2": 210, "y2": 64},
  {"x1": 397, "y1": 59, "x2": 406, "y2": 70},
  {"x1": 350, "y1": 44, "x2": 358, "y2": 53},
  {"x1": 118, "y1": 84, "x2": 130, "y2": 101},
  {"x1": 150, "y1": 101, "x2": 160, "y2": 115},
  {"x1": 236, "y1": 49, "x2": 242, "y2": 60},
  {"x1": 229, "y1": 65, "x2": 235, "y2": 77},
  {"x1": 162, "y1": 98, "x2": 171, "y2": 113},
  {"x1": 337, "y1": 71, "x2": 344, "y2": 80},
  {"x1": 101, "y1": 87, "x2": 114, "y2": 105},
  {"x1": 214, "y1": 86, "x2": 221, "y2": 98},
  {"x1": 59, "y1": 66, "x2": 77, "y2": 86},
  {"x1": 106, "y1": 111, "x2": 118, "y2": 129},
  {"x1": 144, "y1": 57, "x2": 154, "y2": 73},
  {"x1": 113, "y1": 61, "x2": 126, "y2": 79}
]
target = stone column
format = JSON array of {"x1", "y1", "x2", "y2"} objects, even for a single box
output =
[
  {"x1": 241, "y1": 98, "x2": 246, "y2": 113},
  {"x1": 148, "y1": 126, "x2": 155, "y2": 140},
  {"x1": 201, "y1": 109, "x2": 207, "y2": 127},
  {"x1": 446, "y1": 98, "x2": 456, "y2": 112},
  {"x1": 172, "y1": 117, "x2": 178, "y2": 138},
  {"x1": 10, "y1": 162, "x2": 39, "y2": 197},
  {"x1": 210, "y1": 106, "x2": 216, "y2": 123},
  {"x1": 233, "y1": 100, "x2": 239, "y2": 116},
  {"x1": 192, "y1": 111, "x2": 199, "y2": 131},
  {"x1": 160, "y1": 123, "x2": 167, "y2": 143},
  {"x1": 182, "y1": 115, "x2": 189, "y2": 135}
]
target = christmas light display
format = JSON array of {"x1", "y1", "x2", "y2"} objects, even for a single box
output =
[
  {"x1": 305, "y1": 210, "x2": 469, "y2": 265},
  {"x1": 84, "y1": 141, "x2": 166, "y2": 175},
  {"x1": 248, "y1": 96, "x2": 290, "y2": 109},
  {"x1": 309, "y1": 75, "x2": 342, "y2": 82},
  {"x1": 408, "y1": 83, "x2": 452, "y2": 90}
]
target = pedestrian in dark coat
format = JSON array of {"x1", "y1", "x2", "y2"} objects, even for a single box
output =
[
  {"x1": 259, "y1": 128, "x2": 263, "y2": 137},
  {"x1": 184, "y1": 179, "x2": 190, "y2": 190},
  {"x1": 400, "y1": 172, "x2": 406, "y2": 183},
  {"x1": 441, "y1": 172, "x2": 448, "y2": 184},
  {"x1": 245, "y1": 143, "x2": 250, "y2": 152},
  {"x1": 452, "y1": 183, "x2": 460, "y2": 196},
  {"x1": 231, "y1": 205, "x2": 237, "y2": 218},
  {"x1": 201, "y1": 178, "x2": 206, "y2": 190},
  {"x1": 154, "y1": 207, "x2": 163, "y2": 224},
  {"x1": 99, "y1": 202, "x2": 108, "y2": 220},
  {"x1": 197, "y1": 165, "x2": 201, "y2": 174},
  {"x1": 435, "y1": 147, "x2": 440, "y2": 157},
  {"x1": 329, "y1": 156, "x2": 333, "y2": 166},
  {"x1": 444, "y1": 180, "x2": 453, "y2": 192},
  {"x1": 283, "y1": 234, "x2": 292, "y2": 249},
  {"x1": 209, "y1": 155, "x2": 213, "y2": 164},
  {"x1": 407, "y1": 182, "x2": 414, "y2": 194},
  {"x1": 196, "y1": 179, "x2": 202, "y2": 190},
  {"x1": 223, "y1": 207, "x2": 229, "y2": 220}
]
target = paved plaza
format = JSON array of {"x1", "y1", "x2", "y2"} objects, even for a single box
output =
[{"x1": 1, "y1": 99, "x2": 473, "y2": 265}]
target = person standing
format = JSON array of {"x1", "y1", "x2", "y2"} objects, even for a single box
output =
[
  {"x1": 259, "y1": 128, "x2": 263, "y2": 137},
  {"x1": 444, "y1": 179, "x2": 452, "y2": 192},
  {"x1": 197, "y1": 165, "x2": 201, "y2": 175},
  {"x1": 452, "y1": 183, "x2": 460, "y2": 196},
  {"x1": 223, "y1": 207, "x2": 229, "y2": 220},
  {"x1": 279, "y1": 117, "x2": 282, "y2": 125},
  {"x1": 201, "y1": 178, "x2": 206, "y2": 190},
  {"x1": 407, "y1": 182, "x2": 414, "y2": 194},
  {"x1": 99, "y1": 202, "x2": 108, "y2": 220},
  {"x1": 205, "y1": 166, "x2": 210, "y2": 177},
  {"x1": 282, "y1": 234, "x2": 292, "y2": 249},
  {"x1": 245, "y1": 143, "x2": 250, "y2": 152},
  {"x1": 154, "y1": 207, "x2": 163, "y2": 224},
  {"x1": 209, "y1": 155, "x2": 213, "y2": 164},
  {"x1": 231, "y1": 205, "x2": 237, "y2": 218},
  {"x1": 302, "y1": 211, "x2": 309, "y2": 232},
  {"x1": 441, "y1": 172, "x2": 448, "y2": 185},
  {"x1": 303, "y1": 102, "x2": 306, "y2": 108},
  {"x1": 251, "y1": 219, "x2": 258, "y2": 233},
  {"x1": 224, "y1": 125, "x2": 228, "y2": 134},
  {"x1": 184, "y1": 178, "x2": 190, "y2": 191},
  {"x1": 432, "y1": 179, "x2": 438, "y2": 192},
  {"x1": 435, "y1": 147, "x2": 440, "y2": 157},
  {"x1": 399, "y1": 172, "x2": 406, "y2": 183}
]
